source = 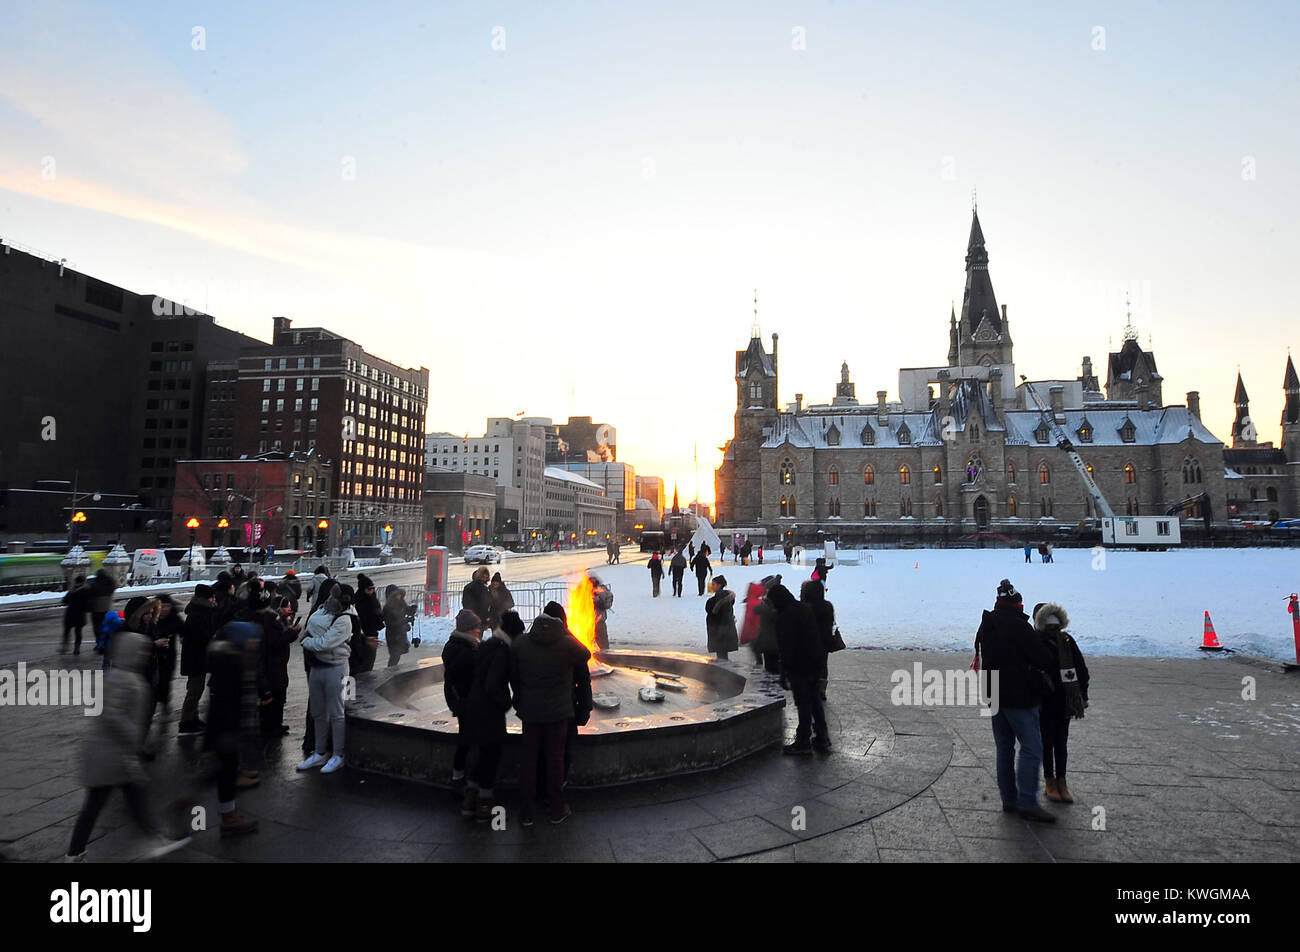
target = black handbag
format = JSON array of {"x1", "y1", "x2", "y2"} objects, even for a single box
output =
[{"x1": 827, "y1": 626, "x2": 847, "y2": 653}]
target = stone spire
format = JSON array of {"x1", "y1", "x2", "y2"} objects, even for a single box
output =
[
  {"x1": 1232, "y1": 372, "x2": 1255, "y2": 447},
  {"x1": 952, "y1": 208, "x2": 1011, "y2": 367},
  {"x1": 1284, "y1": 355, "x2": 1300, "y2": 426}
]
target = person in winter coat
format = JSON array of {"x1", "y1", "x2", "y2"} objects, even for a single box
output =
[
  {"x1": 511, "y1": 606, "x2": 590, "y2": 825},
  {"x1": 351, "y1": 573, "x2": 383, "y2": 675},
  {"x1": 140, "y1": 594, "x2": 182, "y2": 755},
  {"x1": 1033, "y1": 602, "x2": 1089, "y2": 805},
  {"x1": 88, "y1": 569, "x2": 118, "y2": 651},
  {"x1": 305, "y1": 565, "x2": 331, "y2": 610},
  {"x1": 178, "y1": 585, "x2": 218, "y2": 736},
  {"x1": 486, "y1": 572, "x2": 514, "y2": 630},
  {"x1": 590, "y1": 573, "x2": 613, "y2": 650},
  {"x1": 277, "y1": 569, "x2": 303, "y2": 615},
  {"x1": 770, "y1": 582, "x2": 830, "y2": 753},
  {"x1": 212, "y1": 578, "x2": 238, "y2": 628},
  {"x1": 205, "y1": 619, "x2": 263, "y2": 835},
  {"x1": 298, "y1": 577, "x2": 336, "y2": 756},
  {"x1": 750, "y1": 575, "x2": 783, "y2": 676},
  {"x1": 297, "y1": 585, "x2": 354, "y2": 775},
  {"x1": 443, "y1": 609, "x2": 482, "y2": 785},
  {"x1": 783, "y1": 542, "x2": 793, "y2": 563},
  {"x1": 800, "y1": 579, "x2": 835, "y2": 700},
  {"x1": 461, "y1": 610, "x2": 522, "y2": 822},
  {"x1": 811, "y1": 557, "x2": 832, "y2": 585},
  {"x1": 382, "y1": 585, "x2": 412, "y2": 667},
  {"x1": 61, "y1": 575, "x2": 93, "y2": 654},
  {"x1": 64, "y1": 631, "x2": 192, "y2": 861},
  {"x1": 973, "y1": 578, "x2": 1057, "y2": 822},
  {"x1": 1023, "y1": 543, "x2": 1033, "y2": 563},
  {"x1": 98, "y1": 611, "x2": 125, "y2": 672},
  {"x1": 461, "y1": 567, "x2": 493, "y2": 630},
  {"x1": 669, "y1": 551, "x2": 688, "y2": 597},
  {"x1": 648, "y1": 552, "x2": 664, "y2": 597},
  {"x1": 705, "y1": 576, "x2": 739, "y2": 661},
  {"x1": 255, "y1": 594, "x2": 299, "y2": 738},
  {"x1": 690, "y1": 547, "x2": 712, "y2": 596}
]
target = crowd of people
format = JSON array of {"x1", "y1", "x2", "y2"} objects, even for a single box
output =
[{"x1": 61, "y1": 549, "x2": 1091, "y2": 857}]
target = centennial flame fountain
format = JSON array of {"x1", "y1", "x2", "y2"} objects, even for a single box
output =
[{"x1": 344, "y1": 575, "x2": 786, "y2": 787}]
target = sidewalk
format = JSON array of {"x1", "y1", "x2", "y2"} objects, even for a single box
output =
[{"x1": 1, "y1": 646, "x2": 1296, "y2": 862}]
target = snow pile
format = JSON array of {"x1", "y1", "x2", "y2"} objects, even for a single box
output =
[{"x1": 401, "y1": 548, "x2": 1300, "y2": 660}]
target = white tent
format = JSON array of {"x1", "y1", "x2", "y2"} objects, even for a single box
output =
[{"x1": 685, "y1": 517, "x2": 722, "y2": 556}]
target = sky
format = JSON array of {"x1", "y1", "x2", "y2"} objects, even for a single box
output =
[{"x1": 2, "y1": 0, "x2": 1298, "y2": 506}]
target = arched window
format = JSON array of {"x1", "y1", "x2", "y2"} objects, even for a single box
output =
[
  {"x1": 1040, "y1": 497, "x2": 1053, "y2": 517},
  {"x1": 900, "y1": 465, "x2": 911, "y2": 485},
  {"x1": 1267, "y1": 486, "x2": 1278, "y2": 502},
  {"x1": 828, "y1": 466, "x2": 839, "y2": 486},
  {"x1": 934, "y1": 496, "x2": 944, "y2": 517},
  {"x1": 780, "y1": 496, "x2": 796, "y2": 517},
  {"x1": 1182, "y1": 456, "x2": 1202, "y2": 485},
  {"x1": 749, "y1": 381, "x2": 762, "y2": 401},
  {"x1": 900, "y1": 498, "x2": 913, "y2": 517},
  {"x1": 965, "y1": 456, "x2": 982, "y2": 483},
  {"x1": 864, "y1": 499, "x2": 877, "y2": 517},
  {"x1": 1038, "y1": 463, "x2": 1051, "y2": 484},
  {"x1": 933, "y1": 464, "x2": 943, "y2": 484},
  {"x1": 1007, "y1": 461, "x2": 1017, "y2": 484},
  {"x1": 780, "y1": 458, "x2": 797, "y2": 486},
  {"x1": 864, "y1": 465, "x2": 875, "y2": 485},
  {"x1": 828, "y1": 498, "x2": 841, "y2": 517},
  {"x1": 1124, "y1": 464, "x2": 1136, "y2": 484},
  {"x1": 1007, "y1": 496, "x2": 1017, "y2": 517},
  {"x1": 969, "y1": 423, "x2": 980, "y2": 443}
]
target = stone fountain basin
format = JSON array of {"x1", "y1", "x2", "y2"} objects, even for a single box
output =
[{"x1": 345, "y1": 649, "x2": 786, "y2": 788}]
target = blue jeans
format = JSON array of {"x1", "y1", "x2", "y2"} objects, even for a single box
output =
[{"x1": 991, "y1": 707, "x2": 1043, "y2": 809}]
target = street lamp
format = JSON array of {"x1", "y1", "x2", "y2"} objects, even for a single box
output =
[
  {"x1": 316, "y1": 519, "x2": 330, "y2": 558},
  {"x1": 185, "y1": 517, "x2": 201, "y2": 581}
]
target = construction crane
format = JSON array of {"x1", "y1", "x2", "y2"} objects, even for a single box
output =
[
  {"x1": 1020, "y1": 376, "x2": 1180, "y2": 546},
  {"x1": 1020, "y1": 377, "x2": 1114, "y2": 519}
]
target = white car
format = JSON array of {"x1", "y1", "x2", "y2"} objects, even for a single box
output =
[{"x1": 463, "y1": 545, "x2": 504, "y2": 564}]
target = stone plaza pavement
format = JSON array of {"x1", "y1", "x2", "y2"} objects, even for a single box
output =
[{"x1": 1, "y1": 643, "x2": 1297, "y2": 863}]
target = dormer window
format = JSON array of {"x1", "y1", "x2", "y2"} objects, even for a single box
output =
[
  {"x1": 1034, "y1": 422, "x2": 1049, "y2": 444},
  {"x1": 1077, "y1": 419, "x2": 1093, "y2": 443},
  {"x1": 826, "y1": 423, "x2": 841, "y2": 446},
  {"x1": 1119, "y1": 419, "x2": 1136, "y2": 443},
  {"x1": 897, "y1": 422, "x2": 912, "y2": 445},
  {"x1": 861, "y1": 425, "x2": 875, "y2": 446}
]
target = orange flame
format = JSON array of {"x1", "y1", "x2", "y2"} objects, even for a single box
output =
[{"x1": 567, "y1": 575, "x2": 600, "y2": 667}]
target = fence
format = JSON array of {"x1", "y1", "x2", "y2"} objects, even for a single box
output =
[{"x1": 400, "y1": 580, "x2": 602, "y2": 626}]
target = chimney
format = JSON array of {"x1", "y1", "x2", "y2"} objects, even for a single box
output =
[
  {"x1": 771, "y1": 332, "x2": 779, "y2": 374},
  {"x1": 937, "y1": 370, "x2": 951, "y2": 423},
  {"x1": 1187, "y1": 391, "x2": 1201, "y2": 419},
  {"x1": 989, "y1": 367, "x2": 1002, "y2": 416},
  {"x1": 272, "y1": 316, "x2": 292, "y2": 341},
  {"x1": 794, "y1": 393, "x2": 803, "y2": 413},
  {"x1": 1049, "y1": 385, "x2": 1065, "y2": 422},
  {"x1": 876, "y1": 390, "x2": 888, "y2": 425}
]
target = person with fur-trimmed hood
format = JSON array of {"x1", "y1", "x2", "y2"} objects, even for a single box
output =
[
  {"x1": 1033, "y1": 602, "x2": 1089, "y2": 805},
  {"x1": 704, "y1": 575, "x2": 738, "y2": 661},
  {"x1": 973, "y1": 579, "x2": 1057, "y2": 823},
  {"x1": 461, "y1": 610, "x2": 523, "y2": 822}
]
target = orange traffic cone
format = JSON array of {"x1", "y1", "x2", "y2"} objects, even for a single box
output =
[{"x1": 1199, "y1": 611, "x2": 1223, "y2": 652}]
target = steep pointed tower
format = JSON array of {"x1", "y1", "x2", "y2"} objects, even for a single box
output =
[
  {"x1": 1282, "y1": 356, "x2": 1300, "y2": 461},
  {"x1": 951, "y1": 208, "x2": 1013, "y2": 368},
  {"x1": 1231, "y1": 373, "x2": 1257, "y2": 447},
  {"x1": 722, "y1": 293, "x2": 780, "y2": 525},
  {"x1": 833, "y1": 360, "x2": 858, "y2": 405}
]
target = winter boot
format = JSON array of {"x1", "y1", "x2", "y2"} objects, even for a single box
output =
[
  {"x1": 1017, "y1": 805, "x2": 1057, "y2": 824},
  {"x1": 220, "y1": 811, "x2": 259, "y2": 837},
  {"x1": 460, "y1": 787, "x2": 479, "y2": 820},
  {"x1": 1056, "y1": 778, "x2": 1075, "y2": 803},
  {"x1": 1044, "y1": 778, "x2": 1062, "y2": 802}
]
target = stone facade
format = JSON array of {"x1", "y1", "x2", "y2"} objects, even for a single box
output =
[{"x1": 715, "y1": 211, "x2": 1299, "y2": 542}]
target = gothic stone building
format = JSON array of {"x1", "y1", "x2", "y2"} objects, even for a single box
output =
[{"x1": 715, "y1": 211, "x2": 1299, "y2": 542}]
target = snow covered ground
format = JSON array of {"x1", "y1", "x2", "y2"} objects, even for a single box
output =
[{"x1": 409, "y1": 547, "x2": 1300, "y2": 659}]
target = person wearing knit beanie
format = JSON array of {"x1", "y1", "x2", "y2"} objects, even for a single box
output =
[
  {"x1": 442, "y1": 609, "x2": 482, "y2": 786},
  {"x1": 499, "y1": 610, "x2": 525, "y2": 638},
  {"x1": 456, "y1": 609, "x2": 482, "y2": 632}
]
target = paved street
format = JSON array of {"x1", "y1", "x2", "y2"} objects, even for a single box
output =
[{"x1": 2, "y1": 637, "x2": 1296, "y2": 863}]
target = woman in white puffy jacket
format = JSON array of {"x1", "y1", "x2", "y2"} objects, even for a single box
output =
[{"x1": 296, "y1": 584, "x2": 354, "y2": 775}]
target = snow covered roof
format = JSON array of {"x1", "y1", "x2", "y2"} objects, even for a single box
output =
[
  {"x1": 543, "y1": 467, "x2": 602, "y2": 490},
  {"x1": 762, "y1": 408, "x2": 944, "y2": 448},
  {"x1": 1003, "y1": 407, "x2": 1222, "y2": 447}
]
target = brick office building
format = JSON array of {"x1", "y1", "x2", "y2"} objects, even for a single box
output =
[{"x1": 222, "y1": 317, "x2": 429, "y2": 554}]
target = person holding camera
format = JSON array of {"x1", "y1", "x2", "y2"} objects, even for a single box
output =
[{"x1": 382, "y1": 585, "x2": 413, "y2": 667}]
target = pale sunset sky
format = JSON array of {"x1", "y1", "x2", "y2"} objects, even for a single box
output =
[{"x1": 2, "y1": 1, "x2": 1297, "y2": 505}]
